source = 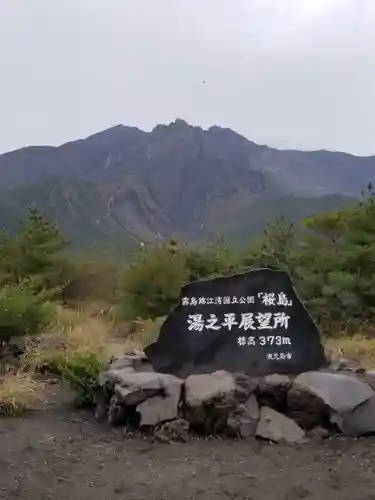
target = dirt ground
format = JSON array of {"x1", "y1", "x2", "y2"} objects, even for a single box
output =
[{"x1": 1, "y1": 386, "x2": 375, "y2": 500}]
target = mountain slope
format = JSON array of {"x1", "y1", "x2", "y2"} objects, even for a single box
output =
[
  {"x1": 221, "y1": 194, "x2": 357, "y2": 248},
  {"x1": 0, "y1": 119, "x2": 373, "y2": 250}
]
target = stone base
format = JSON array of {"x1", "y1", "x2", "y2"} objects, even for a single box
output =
[{"x1": 94, "y1": 354, "x2": 375, "y2": 444}]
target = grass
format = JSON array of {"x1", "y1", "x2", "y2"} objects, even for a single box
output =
[
  {"x1": 25, "y1": 316, "x2": 110, "y2": 373},
  {"x1": 107, "y1": 317, "x2": 163, "y2": 356},
  {"x1": 324, "y1": 334, "x2": 375, "y2": 369},
  {"x1": 21, "y1": 308, "x2": 112, "y2": 405},
  {"x1": 24, "y1": 309, "x2": 162, "y2": 371},
  {"x1": 20, "y1": 307, "x2": 162, "y2": 406},
  {"x1": 3, "y1": 302, "x2": 375, "y2": 417},
  {"x1": 0, "y1": 372, "x2": 45, "y2": 417},
  {"x1": 0, "y1": 310, "x2": 164, "y2": 415}
]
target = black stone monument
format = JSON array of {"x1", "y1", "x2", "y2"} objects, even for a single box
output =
[{"x1": 144, "y1": 269, "x2": 326, "y2": 377}]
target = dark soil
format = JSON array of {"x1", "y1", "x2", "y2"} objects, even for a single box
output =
[{"x1": 1, "y1": 385, "x2": 375, "y2": 500}]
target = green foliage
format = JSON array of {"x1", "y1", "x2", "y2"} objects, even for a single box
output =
[
  {"x1": 58, "y1": 351, "x2": 107, "y2": 406},
  {"x1": 183, "y1": 244, "x2": 237, "y2": 282},
  {"x1": 0, "y1": 283, "x2": 55, "y2": 342},
  {"x1": 120, "y1": 239, "x2": 238, "y2": 320},
  {"x1": 297, "y1": 187, "x2": 375, "y2": 329},
  {"x1": 241, "y1": 216, "x2": 297, "y2": 272},
  {"x1": 62, "y1": 259, "x2": 123, "y2": 304},
  {"x1": 241, "y1": 187, "x2": 375, "y2": 334},
  {"x1": 0, "y1": 208, "x2": 72, "y2": 299},
  {"x1": 3, "y1": 189, "x2": 375, "y2": 339},
  {"x1": 121, "y1": 244, "x2": 188, "y2": 319},
  {"x1": 0, "y1": 209, "x2": 72, "y2": 343}
]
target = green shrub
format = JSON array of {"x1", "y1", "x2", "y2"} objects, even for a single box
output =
[
  {"x1": 0, "y1": 283, "x2": 55, "y2": 343},
  {"x1": 121, "y1": 244, "x2": 188, "y2": 319},
  {"x1": 183, "y1": 244, "x2": 237, "y2": 281},
  {"x1": 241, "y1": 188, "x2": 375, "y2": 335},
  {"x1": 241, "y1": 216, "x2": 297, "y2": 272},
  {"x1": 62, "y1": 259, "x2": 122, "y2": 304},
  {"x1": 58, "y1": 351, "x2": 107, "y2": 406}
]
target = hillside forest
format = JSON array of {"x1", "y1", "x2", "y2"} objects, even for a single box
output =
[
  {"x1": 0, "y1": 184, "x2": 375, "y2": 412},
  {"x1": 2, "y1": 184, "x2": 375, "y2": 340}
]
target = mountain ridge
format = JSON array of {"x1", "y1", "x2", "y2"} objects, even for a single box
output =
[{"x1": 0, "y1": 119, "x2": 372, "y2": 252}]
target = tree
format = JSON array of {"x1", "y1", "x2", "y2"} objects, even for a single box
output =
[
  {"x1": 242, "y1": 216, "x2": 297, "y2": 273},
  {"x1": 295, "y1": 188, "x2": 375, "y2": 330},
  {"x1": 0, "y1": 209, "x2": 71, "y2": 298}
]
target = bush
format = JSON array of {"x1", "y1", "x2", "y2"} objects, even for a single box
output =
[
  {"x1": 241, "y1": 189, "x2": 375, "y2": 334},
  {"x1": 0, "y1": 283, "x2": 55, "y2": 343},
  {"x1": 241, "y1": 216, "x2": 297, "y2": 272},
  {"x1": 62, "y1": 259, "x2": 122, "y2": 304},
  {"x1": 183, "y1": 244, "x2": 237, "y2": 281},
  {"x1": 58, "y1": 351, "x2": 107, "y2": 406},
  {"x1": 119, "y1": 239, "x2": 238, "y2": 320},
  {"x1": 121, "y1": 244, "x2": 188, "y2": 319},
  {"x1": 25, "y1": 312, "x2": 111, "y2": 406}
]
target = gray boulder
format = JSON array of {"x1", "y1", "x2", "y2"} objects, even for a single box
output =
[
  {"x1": 185, "y1": 370, "x2": 236, "y2": 408},
  {"x1": 96, "y1": 370, "x2": 183, "y2": 428},
  {"x1": 233, "y1": 372, "x2": 258, "y2": 403},
  {"x1": 287, "y1": 371, "x2": 374, "y2": 429},
  {"x1": 113, "y1": 372, "x2": 182, "y2": 406},
  {"x1": 256, "y1": 406, "x2": 305, "y2": 444},
  {"x1": 109, "y1": 352, "x2": 154, "y2": 373},
  {"x1": 226, "y1": 394, "x2": 260, "y2": 438},
  {"x1": 98, "y1": 367, "x2": 136, "y2": 391},
  {"x1": 257, "y1": 374, "x2": 291, "y2": 412},
  {"x1": 184, "y1": 371, "x2": 237, "y2": 432},
  {"x1": 331, "y1": 394, "x2": 375, "y2": 437},
  {"x1": 136, "y1": 376, "x2": 182, "y2": 427}
]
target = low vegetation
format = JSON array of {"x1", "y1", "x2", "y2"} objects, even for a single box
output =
[
  {"x1": 1, "y1": 186, "x2": 375, "y2": 415},
  {"x1": 0, "y1": 372, "x2": 45, "y2": 417}
]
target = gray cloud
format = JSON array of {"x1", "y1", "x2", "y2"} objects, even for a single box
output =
[{"x1": 0, "y1": 0, "x2": 374, "y2": 155}]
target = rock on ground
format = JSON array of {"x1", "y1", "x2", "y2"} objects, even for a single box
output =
[
  {"x1": 287, "y1": 371, "x2": 374, "y2": 429},
  {"x1": 97, "y1": 370, "x2": 183, "y2": 427},
  {"x1": 331, "y1": 394, "x2": 375, "y2": 437},
  {"x1": 184, "y1": 371, "x2": 238, "y2": 432},
  {"x1": 184, "y1": 371, "x2": 236, "y2": 408},
  {"x1": 256, "y1": 374, "x2": 291, "y2": 412},
  {"x1": 226, "y1": 394, "x2": 260, "y2": 438},
  {"x1": 153, "y1": 419, "x2": 191, "y2": 443},
  {"x1": 256, "y1": 406, "x2": 306, "y2": 444},
  {"x1": 136, "y1": 380, "x2": 181, "y2": 427},
  {"x1": 232, "y1": 372, "x2": 258, "y2": 402},
  {"x1": 293, "y1": 371, "x2": 374, "y2": 412},
  {"x1": 110, "y1": 372, "x2": 182, "y2": 406},
  {"x1": 109, "y1": 353, "x2": 154, "y2": 373}
]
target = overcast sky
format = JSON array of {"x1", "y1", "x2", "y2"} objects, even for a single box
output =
[{"x1": 1, "y1": 0, "x2": 374, "y2": 156}]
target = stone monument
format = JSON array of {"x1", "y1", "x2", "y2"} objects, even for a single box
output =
[{"x1": 144, "y1": 268, "x2": 326, "y2": 377}]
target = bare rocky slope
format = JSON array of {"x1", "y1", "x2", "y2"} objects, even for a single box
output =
[{"x1": 0, "y1": 119, "x2": 371, "y2": 251}]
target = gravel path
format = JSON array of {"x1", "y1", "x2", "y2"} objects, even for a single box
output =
[{"x1": 1, "y1": 388, "x2": 375, "y2": 500}]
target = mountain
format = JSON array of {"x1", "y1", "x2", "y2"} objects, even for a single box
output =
[{"x1": 0, "y1": 119, "x2": 372, "y2": 252}]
